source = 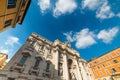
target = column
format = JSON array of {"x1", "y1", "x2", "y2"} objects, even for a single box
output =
[
  {"x1": 73, "y1": 57, "x2": 83, "y2": 80},
  {"x1": 53, "y1": 47, "x2": 59, "y2": 79},
  {"x1": 63, "y1": 52, "x2": 69, "y2": 80}
]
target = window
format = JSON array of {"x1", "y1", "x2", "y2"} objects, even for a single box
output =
[
  {"x1": 111, "y1": 68, "x2": 116, "y2": 73},
  {"x1": 113, "y1": 60, "x2": 118, "y2": 63},
  {"x1": 109, "y1": 55, "x2": 113, "y2": 59},
  {"x1": 4, "y1": 19, "x2": 12, "y2": 28},
  {"x1": 46, "y1": 62, "x2": 50, "y2": 72},
  {"x1": 116, "y1": 51, "x2": 120, "y2": 56},
  {"x1": 34, "y1": 59, "x2": 40, "y2": 68},
  {"x1": 94, "y1": 61, "x2": 97, "y2": 64},
  {"x1": 18, "y1": 55, "x2": 27, "y2": 66},
  {"x1": 104, "y1": 58, "x2": 107, "y2": 61},
  {"x1": 38, "y1": 45, "x2": 42, "y2": 52},
  {"x1": 31, "y1": 40, "x2": 36, "y2": 47},
  {"x1": 102, "y1": 64, "x2": 105, "y2": 67},
  {"x1": 41, "y1": 45, "x2": 44, "y2": 50},
  {"x1": 7, "y1": 0, "x2": 17, "y2": 9},
  {"x1": 107, "y1": 62, "x2": 111, "y2": 65},
  {"x1": 105, "y1": 70, "x2": 109, "y2": 74},
  {"x1": 22, "y1": 0, "x2": 26, "y2": 7},
  {"x1": 97, "y1": 66, "x2": 100, "y2": 69},
  {"x1": 8, "y1": 78, "x2": 15, "y2": 80}
]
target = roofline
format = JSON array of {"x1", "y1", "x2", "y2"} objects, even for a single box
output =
[{"x1": 88, "y1": 47, "x2": 120, "y2": 62}]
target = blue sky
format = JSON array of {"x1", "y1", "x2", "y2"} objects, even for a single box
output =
[{"x1": 0, "y1": 0, "x2": 120, "y2": 62}]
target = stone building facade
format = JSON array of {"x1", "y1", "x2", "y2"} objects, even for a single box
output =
[
  {"x1": 0, "y1": 32, "x2": 94, "y2": 80},
  {"x1": 0, "y1": 53, "x2": 8, "y2": 69}
]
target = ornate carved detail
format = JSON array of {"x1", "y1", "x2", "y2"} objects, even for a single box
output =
[
  {"x1": 29, "y1": 66, "x2": 40, "y2": 76},
  {"x1": 47, "y1": 54, "x2": 53, "y2": 59},
  {"x1": 22, "y1": 51, "x2": 32, "y2": 56},
  {"x1": 24, "y1": 46, "x2": 34, "y2": 52},
  {"x1": 10, "y1": 63, "x2": 25, "y2": 73},
  {"x1": 73, "y1": 65, "x2": 77, "y2": 69},
  {"x1": 43, "y1": 71, "x2": 51, "y2": 78}
]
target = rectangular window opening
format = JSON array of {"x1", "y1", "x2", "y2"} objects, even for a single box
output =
[
  {"x1": 111, "y1": 68, "x2": 116, "y2": 73},
  {"x1": 4, "y1": 19, "x2": 12, "y2": 28},
  {"x1": 34, "y1": 59, "x2": 40, "y2": 68},
  {"x1": 46, "y1": 63, "x2": 50, "y2": 72},
  {"x1": 18, "y1": 55, "x2": 27, "y2": 66},
  {"x1": 7, "y1": 0, "x2": 17, "y2": 9}
]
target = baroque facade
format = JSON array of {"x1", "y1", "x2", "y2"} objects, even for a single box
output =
[
  {"x1": 88, "y1": 48, "x2": 120, "y2": 80},
  {"x1": 0, "y1": 0, "x2": 31, "y2": 32},
  {"x1": 0, "y1": 32, "x2": 94, "y2": 80}
]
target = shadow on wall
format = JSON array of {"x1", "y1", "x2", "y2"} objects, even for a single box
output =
[{"x1": 0, "y1": 40, "x2": 63, "y2": 80}]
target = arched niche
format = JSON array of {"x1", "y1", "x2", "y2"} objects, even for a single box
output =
[
  {"x1": 68, "y1": 59, "x2": 73, "y2": 69},
  {"x1": 67, "y1": 59, "x2": 77, "y2": 80}
]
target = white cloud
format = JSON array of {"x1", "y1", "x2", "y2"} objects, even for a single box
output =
[
  {"x1": 97, "y1": 27, "x2": 119, "y2": 43},
  {"x1": 73, "y1": 29, "x2": 96, "y2": 49},
  {"x1": 82, "y1": 0, "x2": 104, "y2": 10},
  {"x1": 64, "y1": 27, "x2": 119, "y2": 49},
  {"x1": 96, "y1": 1, "x2": 115, "y2": 19},
  {"x1": 5, "y1": 36, "x2": 20, "y2": 47},
  {"x1": 116, "y1": 13, "x2": 120, "y2": 18},
  {"x1": 53, "y1": 0, "x2": 77, "y2": 17},
  {"x1": 0, "y1": 47, "x2": 9, "y2": 54},
  {"x1": 64, "y1": 28, "x2": 96, "y2": 49},
  {"x1": 63, "y1": 31, "x2": 74, "y2": 42},
  {"x1": 0, "y1": 49, "x2": 9, "y2": 54},
  {"x1": 38, "y1": 0, "x2": 50, "y2": 13},
  {"x1": 81, "y1": 0, "x2": 115, "y2": 19}
]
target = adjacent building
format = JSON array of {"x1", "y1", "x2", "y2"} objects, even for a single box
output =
[
  {"x1": 0, "y1": 0, "x2": 31, "y2": 32},
  {"x1": 0, "y1": 32, "x2": 94, "y2": 80},
  {"x1": 0, "y1": 53, "x2": 8, "y2": 69},
  {"x1": 88, "y1": 48, "x2": 120, "y2": 80}
]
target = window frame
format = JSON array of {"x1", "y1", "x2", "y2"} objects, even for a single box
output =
[
  {"x1": 111, "y1": 68, "x2": 116, "y2": 73},
  {"x1": 22, "y1": 0, "x2": 26, "y2": 7},
  {"x1": 18, "y1": 55, "x2": 27, "y2": 66},
  {"x1": 8, "y1": 77, "x2": 15, "y2": 80},
  {"x1": 46, "y1": 62, "x2": 51, "y2": 72},
  {"x1": 7, "y1": 0, "x2": 17, "y2": 9},
  {"x1": 4, "y1": 19, "x2": 12, "y2": 28},
  {"x1": 113, "y1": 60, "x2": 118, "y2": 63},
  {"x1": 33, "y1": 59, "x2": 41, "y2": 69}
]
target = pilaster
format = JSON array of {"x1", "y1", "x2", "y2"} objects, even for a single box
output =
[{"x1": 63, "y1": 51, "x2": 69, "y2": 80}]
